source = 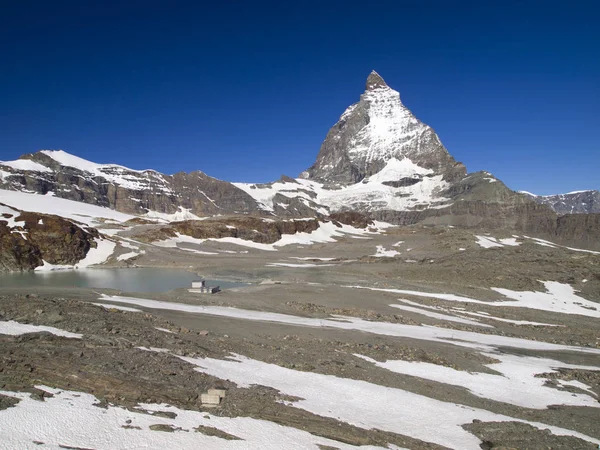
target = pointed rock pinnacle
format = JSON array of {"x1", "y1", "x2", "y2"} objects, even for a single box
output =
[{"x1": 365, "y1": 70, "x2": 388, "y2": 90}]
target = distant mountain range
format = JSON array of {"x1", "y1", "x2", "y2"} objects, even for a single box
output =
[
  {"x1": 520, "y1": 190, "x2": 600, "y2": 215},
  {"x1": 1, "y1": 71, "x2": 597, "y2": 237}
]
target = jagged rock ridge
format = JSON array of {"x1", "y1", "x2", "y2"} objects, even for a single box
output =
[{"x1": 521, "y1": 190, "x2": 600, "y2": 215}]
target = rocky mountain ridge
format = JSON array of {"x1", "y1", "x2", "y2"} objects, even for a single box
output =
[
  {"x1": 1, "y1": 72, "x2": 596, "y2": 242},
  {"x1": 521, "y1": 190, "x2": 600, "y2": 215},
  {"x1": 0, "y1": 150, "x2": 264, "y2": 218}
]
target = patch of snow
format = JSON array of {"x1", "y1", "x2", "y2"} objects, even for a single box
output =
[
  {"x1": 0, "y1": 321, "x2": 82, "y2": 338},
  {"x1": 92, "y1": 303, "x2": 143, "y2": 312},
  {"x1": 288, "y1": 257, "x2": 337, "y2": 261},
  {"x1": 356, "y1": 353, "x2": 600, "y2": 409},
  {"x1": 77, "y1": 238, "x2": 116, "y2": 267},
  {"x1": 0, "y1": 204, "x2": 25, "y2": 229},
  {"x1": 155, "y1": 327, "x2": 174, "y2": 334},
  {"x1": 458, "y1": 310, "x2": 561, "y2": 327},
  {"x1": 390, "y1": 301, "x2": 492, "y2": 328},
  {"x1": 117, "y1": 251, "x2": 140, "y2": 261},
  {"x1": 145, "y1": 207, "x2": 203, "y2": 222},
  {"x1": 266, "y1": 263, "x2": 337, "y2": 268},
  {"x1": 372, "y1": 245, "x2": 401, "y2": 257},
  {"x1": 0, "y1": 159, "x2": 53, "y2": 173},
  {"x1": 475, "y1": 235, "x2": 504, "y2": 248},
  {"x1": 350, "y1": 282, "x2": 600, "y2": 319},
  {"x1": 523, "y1": 236, "x2": 600, "y2": 254},
  {"x1": 491, "y1": 281, "x2": 600, "y2": 318}
]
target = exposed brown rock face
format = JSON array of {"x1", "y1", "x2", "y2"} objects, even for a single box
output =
[
  {"x1": 0, "y1": 207, "x2": 98, "y2": 272},
  {"x1": 554, "y1": 213, "x2": 600, "y2": 250},
  {"x1": 329, "y1": 211, "x2": 374, "y2": 228},
  {"x1": 132, "y1": 216, "x2": 325, "y2": 245}
]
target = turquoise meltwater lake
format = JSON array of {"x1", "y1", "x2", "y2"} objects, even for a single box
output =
[{"x1": 0, "y1": 268, "x2": 247, "y2": 293}]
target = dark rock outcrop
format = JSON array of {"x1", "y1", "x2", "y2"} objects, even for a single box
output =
[
  {"x1": 0, "y1": 206, "x2": 99, "y2": 272},
  {"x1": 132, "y1": 216, "x2": 327, "y2": 245}
]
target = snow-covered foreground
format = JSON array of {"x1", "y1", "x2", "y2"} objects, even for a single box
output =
[
  {"x1": 0, "y1": 321, "x2": 82, "y2": 338},
  {"x1": 350, "y1": 281, "x2": 600, "y2": 318},
  {"x1": 0, "y1": 386, "x2": 390, "y2": 450},
  {"x1": 98, "y1": 294, "x2": 600, "y2": 354},
  {"x1": 96, "y1": 291, "x2": 600, "y2": 447},
  {"x1": 169, "y1": 353, "x2": 600, "y2": 450}
]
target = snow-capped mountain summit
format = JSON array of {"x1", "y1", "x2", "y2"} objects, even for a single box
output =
[{"x1": 301, "y1": 71, "x2": 466, "y2": 186}]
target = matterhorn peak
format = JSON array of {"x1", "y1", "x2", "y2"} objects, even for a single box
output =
[
  {"x1": 365, "y1": 70, "x2": 388, "y2": 91},
  {"x1": 302, "y1": 71, "x2": 466, "y2": 186}
]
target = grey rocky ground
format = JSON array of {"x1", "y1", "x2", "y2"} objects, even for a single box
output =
[{"x1": 1, "y1": 224, "x2": 599, "y2": 449}]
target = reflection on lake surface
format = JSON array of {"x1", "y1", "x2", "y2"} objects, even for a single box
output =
[{"x1": 0, "y1": 268, "x2": 246, "y2": 293}]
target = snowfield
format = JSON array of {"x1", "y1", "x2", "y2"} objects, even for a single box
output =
[{"x1": 0, "y1": 386, "x2": 389, "y2": 450}]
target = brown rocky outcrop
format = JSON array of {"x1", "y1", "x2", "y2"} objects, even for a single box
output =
[
  {"x1": 133, "y1": 216, "x2": 325, "y2": 245},
  {"x1": 0, "y1": 207, "x2": 99, "y2": 272}
]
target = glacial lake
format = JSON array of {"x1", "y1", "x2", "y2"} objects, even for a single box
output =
[{"x1": 0, "y1": 268, "x2": 247, "y2": 293}]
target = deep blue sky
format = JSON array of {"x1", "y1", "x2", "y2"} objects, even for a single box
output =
[{"x1": 1, "y1": 1, "x2": 598, "y2": 194}]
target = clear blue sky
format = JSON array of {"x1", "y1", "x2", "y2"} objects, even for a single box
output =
[{"x1": 1, "y1": 1, "x2": 598, "y2": 195}]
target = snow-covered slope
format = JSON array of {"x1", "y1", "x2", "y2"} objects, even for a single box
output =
[
  {"x1": 235, "y1": 157, "x2": 451, "y2": 214},
  {"x1": 0, "y1": 189, "x2": 135, "y2": 226}
]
